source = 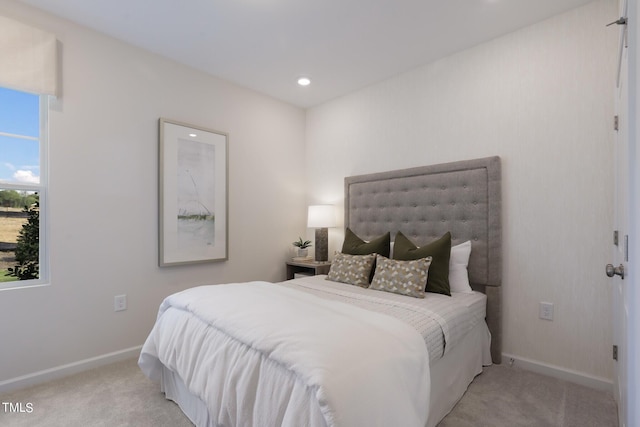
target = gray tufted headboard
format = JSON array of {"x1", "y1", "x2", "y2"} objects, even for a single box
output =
[{"x1": 344, "y1": 156, "x2": 502, "y2": 363}]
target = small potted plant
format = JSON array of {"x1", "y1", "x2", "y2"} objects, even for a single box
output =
[{"x1": 293, "y1": 237, "x2": 312, "y2": 258}]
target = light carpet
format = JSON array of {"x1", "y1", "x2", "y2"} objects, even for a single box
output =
[
  {"x1": 438, "y1": 363, "x2": 618, "y2": 427},
  {"x1": 0, "y1": 358, "x2": 618, "y2": 426}
]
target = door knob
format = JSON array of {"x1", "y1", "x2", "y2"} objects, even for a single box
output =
[{"x1": 606, "y1": 263, "x2": 625, "y2": 279}]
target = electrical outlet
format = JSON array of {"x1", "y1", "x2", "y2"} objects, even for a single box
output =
[
  {"x1": 114, "y1": 294, "x2": 127, "y2": 312},
  {"x1": 539, "y1": 302, "x2": 554, "y2": 321}
]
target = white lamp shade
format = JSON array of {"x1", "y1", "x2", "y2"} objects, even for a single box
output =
[{"x1": 307, "y1": 205, "x2": 336, "y2": 228}]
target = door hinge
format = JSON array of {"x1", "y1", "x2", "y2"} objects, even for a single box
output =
[
  {"x1": 614, "y1": 230, "x2": 619, "y2": 246},
  {"x1": 614, "y1": 115, "x2": 619, "y2": 131},
  {"x1": 625, "y1": 234, "x2": 629, "y2": 262},
  {"x1": 613, "y1": 345, "x2": 618, "y2": 361}
]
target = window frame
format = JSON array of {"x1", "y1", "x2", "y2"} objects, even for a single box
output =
[{"x1": 0, "y1": 92, "x2": 49, "y2": 290}]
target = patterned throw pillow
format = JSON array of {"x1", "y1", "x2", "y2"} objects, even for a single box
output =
[
  {"x1": 370, "y1": 255, "x2": 432, "y2": 298},
  {"x1": 326, "y1": 253, "x2": 376, "y2": 288},
  {"x1": 393, "y1": 231, "x2": 451, "y2": 296}
]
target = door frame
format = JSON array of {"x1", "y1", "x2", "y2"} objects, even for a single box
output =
[{"x1": 624, "y1": 0, "x2": 639, "y2": 426}]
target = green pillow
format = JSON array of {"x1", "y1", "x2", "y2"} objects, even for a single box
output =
[
  {"x1": 341, "y1": 228, "x2": 391, "y2": 258},
  {"x1": 393, "y1": 231, "x2": 452, "y2": 296}
]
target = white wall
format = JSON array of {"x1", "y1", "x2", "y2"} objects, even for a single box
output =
[
  {"x1": 0, "y1": 0, "x2": 618, "y2": 390},
  {"x1": 0, "y1": 0, "x2": 306, "y2": 384},
  {"x1": 306, "y1": 0, "x2": 617, "y2": 381}
]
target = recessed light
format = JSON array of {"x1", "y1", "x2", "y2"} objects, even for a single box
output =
[
  {"x1": 189, "y1": 133, "x2": 197, "y2": 137},
  {"x1": 297, "y1": 77, "x2": 311, "y2": 86}
]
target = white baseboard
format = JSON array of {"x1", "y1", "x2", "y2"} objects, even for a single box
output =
[
  {"x1": 502, "y1": 353, "x2": 613, "y2": 393},
  {"x1": 0, "y1": 348, "x2": 613, "y2": 396},
  {"x1": 0, "y1": 345, "x2": 142, "y2": 395}
]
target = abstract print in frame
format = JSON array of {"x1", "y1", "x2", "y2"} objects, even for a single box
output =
[{"x1": 159, "y1": 118, "x2": 228, "y2": 266}]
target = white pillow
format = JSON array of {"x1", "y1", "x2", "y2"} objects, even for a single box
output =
[{"x1": 449, "y1": 240, "x2": 472, "y2": 293}]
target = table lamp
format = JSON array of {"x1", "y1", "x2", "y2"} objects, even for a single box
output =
[{"x1": 307, "y1": 205, "x2": 336, "y2": 262}]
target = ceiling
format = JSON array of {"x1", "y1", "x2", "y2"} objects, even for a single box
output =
[{"x1": 20, "y1": 0, "x2": 597, "y2": 108}]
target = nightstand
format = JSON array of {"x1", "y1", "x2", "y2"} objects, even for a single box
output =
[{"x1": 286, "y1": 260, "x2": 331, "y2": 280}]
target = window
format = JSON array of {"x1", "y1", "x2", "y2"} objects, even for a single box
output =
[{"x1": 0, "y1": 86, "x2": 48, "y2": 289}]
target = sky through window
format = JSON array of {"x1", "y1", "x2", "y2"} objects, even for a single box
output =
[{"x1": 0, "y1": 87, "x2": 40, "y2": 185}]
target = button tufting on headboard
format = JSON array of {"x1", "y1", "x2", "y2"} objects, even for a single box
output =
[{"x1": 344, "y1": 156, "x2": 502, "y2": 363}]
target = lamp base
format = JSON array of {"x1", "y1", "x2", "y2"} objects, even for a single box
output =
[{"x1": 315, "y1": 228, "x2": 328, "y2": 262}]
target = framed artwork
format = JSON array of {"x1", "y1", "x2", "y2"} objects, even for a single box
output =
[{"x1": 159, "y1": 118, "x2": 228, "y2": 266}]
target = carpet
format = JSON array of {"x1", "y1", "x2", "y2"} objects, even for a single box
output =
[
  {"x1": 440, "y1": 363, "x2": 618, "y2": 427},
  {"x1": 0, "y1": 358, "x2": 618, "y2": 426}
]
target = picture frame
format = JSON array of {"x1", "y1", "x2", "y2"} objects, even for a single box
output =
[{"x1": 159, "y1": 118, "x2": 228, "y2": 266}]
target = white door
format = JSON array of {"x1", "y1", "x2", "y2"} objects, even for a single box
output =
[
  {"x1": 627, "y1": 1, "x2": 640, "y2": 425},
  {"x1": 613, "y1": 50, "x2": 628, "y2": 427},
  {"x1": 611, "y1": 1, "x2": 633, "y2": 426}
]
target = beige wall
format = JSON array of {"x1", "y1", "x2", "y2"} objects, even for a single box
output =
[
  {"x1": 306, "y1": 0, "x2": 617, "y2": 381},
  {"x1": 0, "y1": 0, "x2": 306, "y2": 384}
]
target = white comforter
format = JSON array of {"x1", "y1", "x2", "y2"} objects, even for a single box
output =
[
  {"x1": 139, "y1": 281, "x2": 430, "y2": 427},
  {"x1": 281, "y1": 276, "x2": 487, "y2": 362}
]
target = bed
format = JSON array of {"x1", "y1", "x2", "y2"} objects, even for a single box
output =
[{"x1": 139, "y1": 156, "x2": 502, "y2": 427}]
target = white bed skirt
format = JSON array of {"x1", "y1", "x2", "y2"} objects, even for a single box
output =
[
  {"x1": 427, "y1": 321, "x2": 492, "y2": 427},
  {"x1": 156, "y1": 321, "x2": 491, "y2": 427},
  {"x1": 160, "y1": 366, "x2": 211, "y2": 427}
]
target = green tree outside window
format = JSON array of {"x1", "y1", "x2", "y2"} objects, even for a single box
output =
[{"x1": 7, "y1": 200, "x2": 39, "y2": 280}]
